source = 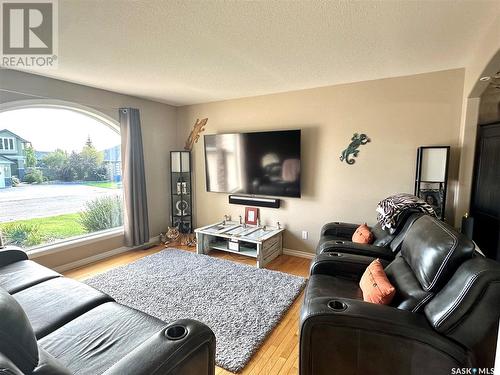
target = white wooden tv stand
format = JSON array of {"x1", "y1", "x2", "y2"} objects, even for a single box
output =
[{"x1": 195, "y1": 221, "x2": 284, "y2": 268}]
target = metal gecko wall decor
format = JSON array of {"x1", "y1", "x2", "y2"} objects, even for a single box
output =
[
  {"x1": 184, "y1": 118, "x2": 208, "y2": 151},
  {"x1": 340, "y1": 133, "x2": 371, "y2": 165}
]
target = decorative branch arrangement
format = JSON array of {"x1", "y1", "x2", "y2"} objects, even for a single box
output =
[
  {"x1": 184, "y1": 118, "x2": 208, "y2": 151},
  {"x1": 340, "y1": 133, "x2": 370, "y2": 164}
]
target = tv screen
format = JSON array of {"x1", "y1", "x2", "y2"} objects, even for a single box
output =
[{"x1": 204, "y1": 130, "x2": 301, "y2": 198}]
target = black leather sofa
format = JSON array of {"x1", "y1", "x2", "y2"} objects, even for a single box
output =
[
  {"x1": 301, "y1": 215, "x2": 500, "y2": 375},
  {"x1": 317, "y1": 210, "x2": 422, "y2": 260},
  {"x1": 0, "y1": 246, "x2": 216, "y2": 375}
]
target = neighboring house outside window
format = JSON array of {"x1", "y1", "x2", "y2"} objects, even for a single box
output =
[
  {"x1": 103, "y1": 145, "x2": 122, "y2": 183},
  {"x1": 0, "y1": 129, "x2": 30, "y2": 186},
  {"x1": 0, "y1": 156, "x2": 14, "y2": 188}
]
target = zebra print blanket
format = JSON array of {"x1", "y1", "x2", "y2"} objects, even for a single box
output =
[{"x1": 376, "y1": 193, "x2": 436, "y2": 232}]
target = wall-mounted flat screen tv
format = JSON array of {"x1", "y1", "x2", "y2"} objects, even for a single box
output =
[{"x1": 204, "y1": 129, "x2": 301, "y2": 198}]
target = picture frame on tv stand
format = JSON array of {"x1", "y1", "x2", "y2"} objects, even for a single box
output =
[{"x1": 245, "y1": 207, "x2": 259, "y2": 225}]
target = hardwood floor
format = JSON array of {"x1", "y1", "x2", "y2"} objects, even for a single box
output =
[{"x1": 63, "y1": 245, "x2": 312, "y2": 375}]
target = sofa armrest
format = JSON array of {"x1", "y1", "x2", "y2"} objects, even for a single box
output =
[
  {"x1": 0, "y1": 246, "x2": 28, "y2": 267},
  {"x1": 320, "y1": 222, "x2": 359, "y2": 239},
  {"x1": 300, "y1": 297, "x2": 470, "y2": 375},
  {"x1": 318, "y1": 240, "x2": 394, "y2": 260},
  {"x1": 103, "y1": 319, "x2": 215, "y2": 375},
  {"x1": 310, "y1": 253, "x2": 379, "y2": 279},
  {"x1": 0, "y1": 353, "x2": 24, "y2": 375}
]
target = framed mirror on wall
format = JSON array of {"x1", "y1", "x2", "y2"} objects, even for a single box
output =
[{"x1": 414, "y1": 146, "x2": 450, "y2": 221}]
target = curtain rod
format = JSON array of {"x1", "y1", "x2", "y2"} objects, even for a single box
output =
[{"x1": 0, "y1": 88, "x2": 123, "y2": 111}]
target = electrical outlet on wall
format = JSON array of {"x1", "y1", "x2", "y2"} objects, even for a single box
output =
[{"x1": 302, "y1": 230, "x2": 308, "y2": 240}]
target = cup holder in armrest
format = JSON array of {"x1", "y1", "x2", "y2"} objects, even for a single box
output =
[
  {"x1": 334, "y1": 240, "x2": 344, "y2": 244},
  {"x1": 328, "y1": 300, "x2": 347, "y2": 312},
  {"x1": 165, "y1": 325, "x2": 188, "y2": 340},
  {"x1": 327, "y1": 252, "x2": 343, "y2": 257}
]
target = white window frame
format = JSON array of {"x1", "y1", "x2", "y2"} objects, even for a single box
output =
[
  {"x1": 0, "y1": 137, "x2": 16, "y2": 151},
  {"x1": 0, "y1": 99, "x2": 125, "y2": 257}
]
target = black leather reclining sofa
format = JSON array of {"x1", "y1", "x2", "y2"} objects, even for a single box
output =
[
  {"x1": 301, "y1": 215, "x2": 500, "y2": 375},
  {"x1": 0, "y1": 246, "x2": 216, "y2": 375},
  {"x1": 317, "y1": 209, "x2": 422, "y2": 261}
]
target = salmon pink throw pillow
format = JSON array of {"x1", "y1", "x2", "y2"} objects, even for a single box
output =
[
  {"x1": 352, "y1": 224, "x2": 374, "y2": 244},
  {"x1": 359, "y1": 259, "x2": 396, "y2": 305}
]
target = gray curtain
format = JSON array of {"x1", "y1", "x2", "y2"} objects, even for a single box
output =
[{"x1": 119, "y1": 108, "x2": 149, "y2": 247}]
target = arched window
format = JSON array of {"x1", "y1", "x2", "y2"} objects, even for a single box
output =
[{"x1": 0, "y1": 102, "x2": 123, "y2": 250}]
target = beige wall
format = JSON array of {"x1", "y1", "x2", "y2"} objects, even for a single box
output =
[
  {"x1": 478, "y1": 88, "x2": 500, "y2": 125},
  {"x1": 454, "y1": 97, "x2": 481, "y2": 226},
  {"x1": 177, "y1": 69, "x2": 465, "y2": 253},
  {"x1": 463, "y1": 13, "x2": 500, "y2": 99},
  {"x1": 0, "y1": 70, "x2": 176, "y2": 268},
  {"x1": 33, "y1": 236, "x2": 125, "y2": 270}
]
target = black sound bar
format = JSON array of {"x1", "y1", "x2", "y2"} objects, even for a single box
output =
[{"x1": 228, "y1": 195, "x2": 281, "y2": 208}]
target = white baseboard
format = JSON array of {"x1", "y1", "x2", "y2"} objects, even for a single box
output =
[
  {"x1": 54, "y1": 236, "x2": 160, "y2": 273},
  {"x1": 283, "y1": 248, "x2": 315, "y2": 259}
]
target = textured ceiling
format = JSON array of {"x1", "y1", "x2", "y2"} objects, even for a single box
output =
[{"x1": 26, "y1": 0, "x2": 500, "y2": 105}]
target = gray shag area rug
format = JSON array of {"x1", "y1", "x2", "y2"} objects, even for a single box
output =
[{"x1": 84, "y1": 249, "x2": 306, "y2": 373}]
